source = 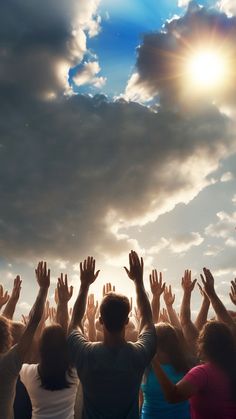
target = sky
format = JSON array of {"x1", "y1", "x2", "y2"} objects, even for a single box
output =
[{"x1": 1, "y1": 0, "x2": 236, "y2": 318}]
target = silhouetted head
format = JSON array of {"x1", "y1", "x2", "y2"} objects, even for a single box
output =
[
  {"x1": 100, "y1": 293, "x2": 130, "y2": 333},
  {"x1": 0, "y1": 316, "x2": 12, "y2": 354},
  {"x1": 11, "y1": 321, "x2": 25, "y2": 345},
  {"x1": 198, "y1": 320, "x2": 236, "y2": 401},
  {"x1": 39, "y1": 324, "x2": 71, "y2": 390},
  {"x1": 198, "y1": 320, "x2": 235, "y2": 365},
  {"x1": 155, "y1": 322, "x2": 189, "y2": 373}
]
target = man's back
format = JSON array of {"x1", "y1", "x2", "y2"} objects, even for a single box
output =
[{"x1": 68, "y1": 328, "x2": 156, "y2": 419}]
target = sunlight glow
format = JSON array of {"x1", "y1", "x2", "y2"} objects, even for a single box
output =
[{"x1": 185, "y1": 49, "x2": 227, "y2": 90}]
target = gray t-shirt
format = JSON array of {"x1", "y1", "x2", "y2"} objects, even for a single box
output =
[
  {"x1": 68, "y1": 328, "x2": 157, "y2": 419},
  {"x1": 0, "y1": 345, "x2": 22, "y2": 419}
]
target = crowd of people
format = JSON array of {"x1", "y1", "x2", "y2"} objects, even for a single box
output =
[{"x1": 0, "y1": 251, "x2": 236, "y2": 419}]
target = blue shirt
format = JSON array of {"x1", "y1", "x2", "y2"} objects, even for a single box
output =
[{"x1": 141, "y1": 364, "x2": 190, "y2": 419}]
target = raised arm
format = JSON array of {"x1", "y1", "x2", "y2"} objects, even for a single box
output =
[
  {"x1": 180, "y1": 270, "x2": 198, "y2": 355},
  {"x1": 69, "y1": 256, "x2": 100, "y2": 334},
  {"x1": 124, "y1": 250, "x2": 153, "y2": 332},
  {"x1": 56, "y1": 273, "x2": 73, "y2": 333},
  {"x1": 0, "y1": 284, "x2": 10, "y2": 312},
  {"x1": 17, "y1": 261, "x2": 50, "y2": 360},
  {"x1": 2, "y1": 275, "x2": 22, "y2": 319},
  {"x1": 149, "y1": 270, "x2": 165, "y2": 324},
  {"x1": 229, "y1": 278, "x2": 236, "y2": 307},
  {"x1": 86, "y1": 294, "x2": 98, "y2": 342},
  {"x1": 194, "y1": 282, "x2": 210, "y2": 332},
  {"x1": 201, "y1": 268, "x2": 236, "y2": 332},
  {"x1": 163, "y1": 285, "x2": 181, "y2": 330}
]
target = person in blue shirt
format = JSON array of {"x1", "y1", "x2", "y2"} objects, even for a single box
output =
[{"x1": 141, "y1": 322, "x2": 191, "y2": 419}]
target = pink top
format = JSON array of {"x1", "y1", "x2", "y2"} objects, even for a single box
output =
[{"x1": 183, "y1": 363, "x2": 236, "y2": 419}]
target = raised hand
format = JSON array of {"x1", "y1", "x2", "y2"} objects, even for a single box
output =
[
  {"x1": 103, "y1": 282, "x2": 115, "y2": 297},
  {"x1": 200, "y1": 268, "x2": 215, "y2": 298},
  {"x1": 80, "y1": 257, "x2": 100, "y2": 287},
  {"x1": 163, "y1": 285, "x2": 175, "y2": 306},
  {"x1": 181, "y1": 270, "x2": 197, "y2": 293},
  {"x1": 124, "y1": 250, "x2": 143, "y2": 283},
  {"x1": 197, "y1": 282, "x2": 209, "y2": 300},
  {"x1": 159, "y1": 308, "x2": 170, "y2": 323},
  {"x1": 86, "y1": 294, "x2": 98, "y2": 322},
  {"x1": 49, "y1": 306, "x2": 57, "y2": 324},
  {"x1": 0, "y1": 284, "x2": 9, "y2": 309},
  {"x1": 149, "y1": 270, "x2": 165, "y2": 297},
  {"x1": 35, "y1": 261, "x2": 50, "y2": 289},
  {"x1": 57, "y1": 274, "x2": 73, "y2": 303},
  {"x1": 11, "y1": 275, "x2": 22, "y2": 301},
  {"x1": 54, "y1": 288, "x2": 59, "y2": 306},
  {"x1": 229, "y1": 278, "x2": 236, "y2": 306}
]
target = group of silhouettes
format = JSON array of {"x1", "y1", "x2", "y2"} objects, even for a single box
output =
[{"x1": 0, "y1": 251, "x2": 236, "y2": 419}]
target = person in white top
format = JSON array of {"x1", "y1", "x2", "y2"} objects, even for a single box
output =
[{"x1": 20, "y1": 324, "x2": 78, "y2": 419}]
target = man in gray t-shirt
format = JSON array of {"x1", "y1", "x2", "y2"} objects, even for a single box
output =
[{"x1": 68, "y1": 251, "x2": 157, "y2": 419}]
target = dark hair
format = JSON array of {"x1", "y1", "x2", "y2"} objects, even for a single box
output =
[
  {"x1": 0, "y1": 316, "x2": 12, "y2": 353},
  {"x1": 38, "y1": 325, "x2": 72, "y2": 391},
  {"x1": 198, "y1": 321, "x2": 236, "y2": 401},
  {"x1": 155, "y1": 323, "x2": 189, "y2": 374},
  {"x1": 100, "y1": 293, "x2": 130, "y2": 333}
]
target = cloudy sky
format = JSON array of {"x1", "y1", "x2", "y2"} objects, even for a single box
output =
[{"x1": 1, "y1": 0, "x2": 236, "y2": 317}]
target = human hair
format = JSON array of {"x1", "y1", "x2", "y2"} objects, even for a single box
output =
[
  {"x1": 198, "y1": 321, "x2": 236, "y2": 401},
  {"x1": 11, "y1": 321, "x2": 25, "y2": 345},
  {"x1": 0, "y1": 316, "x2": 13, "y2": 353},
  {"x1": 155, "y1": 322, "x2": 189, "y2": 374},
  {"x1": 38, "y1": 325, "x2": 72, "y2": 391},
  {"x1": 100, "y1": 293, "x2": 130, "y2": 333}
]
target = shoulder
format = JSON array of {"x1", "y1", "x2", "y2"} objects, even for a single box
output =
[
  {"x1": 0, "y1": 345, "x2": 23, "y2": 376},
  {"x1": 131, "y1": 326, "x2": 157, "y2": 366},
  {"x1": 182, "y1": 363, "x2": 209, "y2": 390}
]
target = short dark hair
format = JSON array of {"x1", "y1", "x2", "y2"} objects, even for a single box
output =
[{"x1": 100, "y1": 293, "x2": 130, "y2": 333}]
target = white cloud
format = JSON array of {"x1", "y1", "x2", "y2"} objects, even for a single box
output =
[
  {"x1": 123, "y1": 73, "x2": 154, "y2": 103},
  {"x1": 73, "y1": 61, "x2": 106, "y2": 88},
  {"x1": 168, "y1": 232, "x2": 204, "y2": 253},
  {"x1": 205, "y1": 211, "x2": 236, "y2": 239},
  {"x1": 218, "y1": 0, "x2": 236, "y2": 16},
  {"x1": 220, "y1": 171, "x2": 234, "y2": 182}
]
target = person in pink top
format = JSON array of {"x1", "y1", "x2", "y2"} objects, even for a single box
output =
[{"x1": 152, "y1": 320, "x2": 236, "y2": 419}]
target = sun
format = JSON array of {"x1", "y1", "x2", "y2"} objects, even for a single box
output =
[{"x1": 185, "y1": 49, "x2": 227, "y2": 91}]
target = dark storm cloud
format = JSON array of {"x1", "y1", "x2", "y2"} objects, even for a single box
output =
[
  {"x1": 0, "y1": 0, "x2": 235, "y2": 261},
  {"x1": 0, "y1": 92, "x2": 234, "y2": 259},
  {"x1": 129, "y1": 1, "x2": 236, "y2": 106}
]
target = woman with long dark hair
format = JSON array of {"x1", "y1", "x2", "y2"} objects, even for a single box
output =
[
  {"x1": 141, "y1": 322, "x2": 191, "y2": 419},
  {"x1": 20, "y1": 324, "x2": 78, "y2": 419},
  {"x1": 152, "y1": 321, "x2": 236, "y2": 419}
]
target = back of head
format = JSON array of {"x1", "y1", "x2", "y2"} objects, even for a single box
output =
[
  {"x1": 11, "y1": 321, "x2": 25, "y2": 345},
  {"x1": 155, "y1": 322, "x2": 189, "y2": 374},
  {"x1": 100, "y1": 293, "x2": 130, "y2": 333},
  {"x1": 198, "y1": 320, "x2": 236, "y2": 401},
  {"x1": 39, "y1": 324, "x2": 71, "y2": 390},
  {"x1": 0, "y1": 316, "x2": 12, "y2": 353}
]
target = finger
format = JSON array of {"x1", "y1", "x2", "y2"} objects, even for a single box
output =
[{"x1": 69, "y1": 286, "x2": 73, "y2": 298}]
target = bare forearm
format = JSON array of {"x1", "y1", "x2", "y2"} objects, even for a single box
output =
[
  {"x1": 209, "y1": 291, "x2": 235, "y2": 329},
  {"x1": 195, "y1": 298, "x2": 210, "y2": 331},
  {"x1": 18, "y1": 287, "x2": 48, "y2": 358},
  {"x1": 70, "y1": 284, "x2": 89, "y2": 332},
  {"x1": 166, "y1": 305, "x2": 181, "y2": 330},
  {"x1": 136, "y1": 282, "x2": 153, "y2": 331},
  {"x1": 57, "y1": 301, "x2": 69, "y2": 333},
  {"x1": 151, "y1": 296, "x2": 160, "y2": 324},
  {"x1": 180, "y1": 292, "x2": 191, "y2": 326},
  {"x1": 88, "y1": 320, "x2": 96, "y2": 341},
  {"x1": 152, "y1": 360, "x2": 178, "y2": 403},
  {"x1": 2, "y1": 297, "x2": 18, "y2": 319}
]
